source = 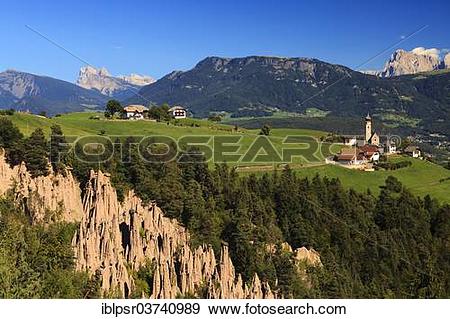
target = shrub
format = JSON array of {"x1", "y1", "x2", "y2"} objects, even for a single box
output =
[
  {"x1": 0, "y1": 108, "x2": 15, "y2": 115},
  {"x1": 375, "y1": 160, "x2": 412, "y2": 170}
]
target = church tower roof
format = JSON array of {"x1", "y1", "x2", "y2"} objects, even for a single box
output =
[{"x1": 365, "y1": 112, "x2": 372, "y2": 121}]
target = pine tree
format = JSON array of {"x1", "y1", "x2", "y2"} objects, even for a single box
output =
[
  {"x1": 24, "y1": 128, "x2": 49, "y2": 177},
  {"x1": 158, "y1": 162, "x2": 184, "y2": 219},
  {"x1": 0, "y1": 117, "x2": 23, "y2": 149},
  {"x1": 50, "y1": 125, "x2": 68, "y2": 173}
]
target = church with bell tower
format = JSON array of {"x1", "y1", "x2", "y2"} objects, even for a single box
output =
[{"x1": 365, "y1": 113, "x2": 379, "y2": 146}]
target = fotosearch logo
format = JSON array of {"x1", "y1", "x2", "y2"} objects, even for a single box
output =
[{"x1": 51, "y1": 134, "x2": 341, "y2": 164}]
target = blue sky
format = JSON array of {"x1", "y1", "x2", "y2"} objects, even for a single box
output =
[{"x1": 0, "y1": 0, "x2": 448, "y2": 82}]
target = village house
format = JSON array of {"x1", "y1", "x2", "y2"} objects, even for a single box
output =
[
  {"x1": 341, "y1": 135, "x2": 357, "y2": 146},
  {"x1": 168, "y1": 106, "x2": 187, "y2": 119},
  {"x1": 359, "y1": 144, "x2": 380, "y2": 162},
  {"x1": 123, "y1": 105, "x2": 148, "y2": 120},
  {"x1": 386, "y1": 142, "x2": 397, "y2": 154},
  {"x1": 404, "y1": 145, "x2": 421, "y2": 158},
  {"x1": 335, "y1": 148, "x2": 368, "y2": 165},
  {"x1": 334, "y1": 145, "x2": 380, "y2": 166}
]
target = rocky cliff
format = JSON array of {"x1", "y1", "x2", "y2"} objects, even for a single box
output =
[
  {"x1": 76, "y1": 66, "x2": 154, "y2": 100},
  {"x1": 0, "y1": 153, "x2": 83, "y2": 223},
  {"x1": 0, "y1": 153, "x2": 320, "y2": 298},
  {"x1": 73, "y1": 170, "x2": 278, "y2": 298},
  {"x1": 381, "y1": 48, "x2": 441, "y2": 77},
  {"x1": 444, "y1": 53, "x2": 450, "y2": 69}
]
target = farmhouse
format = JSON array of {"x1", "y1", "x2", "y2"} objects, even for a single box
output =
[
  {"x1": 404, "y1": 145, "x2": 421, "y2": 158},
  {"x1": 168, "y1": 106, "x2": 187, "y2": 119},
  {"x1": 386, "y1": 142, "x2": 397, "y2": 154},
  {"x1": 341, "y1": 135, "x2": 358, "y2": 146},
  {"x1": 123, "y1": 105, "x2": 148, "y2": 120},
  {"x1": 359, "y1": 144, "x2": 380, "y2": 161},
  {"x1": 335, "y1": 148, "x2": 368, "y2": 165},
  {"x1": 334, "y1": 145, "x2": 380, "y2": 166}
]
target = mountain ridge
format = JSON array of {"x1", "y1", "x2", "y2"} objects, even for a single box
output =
[
  {"x1": 0, "y1": 69, "x2": 108, "y2": 115},
  {"x1": 132, "y1": 55, "x2": 450, "y2": 134}
]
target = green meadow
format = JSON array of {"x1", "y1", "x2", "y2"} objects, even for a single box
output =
[
  {"x1": 240, "y1": 155, "x2": 450, "y2": 203},
  {"x1": 6, "y1": 112, "x2": 339, "y2": 166},
  {"x1": 294, "y1": 157, "x2": 450, "y2": 203},
  {"x1": 5, "y1": 112, "x2": 450, "y2": 203}
]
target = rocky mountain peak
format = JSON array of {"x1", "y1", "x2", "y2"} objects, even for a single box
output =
[
  {"x1": 444, "y1": 53, "x2": 450, "y2": 69},
  {"x1": 76, "y1": 66, "x2": 154, "y2": 98},
  {"x1": 380, "y1": 47, "x2": 444, "y2": 77},
  {"x1": 195, "y1": 56, "x2": 232, "y2": 69},
  {"x1": 196, "y1": 55, "x2": 321, "y2": 70},
  {"x1": 81, "y1": 65, "x2": 111, "y2": 77},
  {"x1": 118, "y1": 73, "x2": 155, "y2": 86}
]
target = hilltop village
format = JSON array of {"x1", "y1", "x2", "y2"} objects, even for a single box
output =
[{"x1": 330, "y1": 114, "x2": 422, "y2": 170}]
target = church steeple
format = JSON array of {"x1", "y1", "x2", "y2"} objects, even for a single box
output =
[{"x1": 365, "y1": 113, "x2": 372, "y2": 143}]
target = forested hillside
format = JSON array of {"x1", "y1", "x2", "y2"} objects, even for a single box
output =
[
  {"x1": 0, "y1": 197, "x2": 100, "y2": 298},
  {"x1": 1, "y1": 117, "x2": 450, "y2": 298}
]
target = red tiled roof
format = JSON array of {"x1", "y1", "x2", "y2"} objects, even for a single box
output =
[
  {"x1": 359, "y1": 144, "x2": 378, "y2": 152},
  {"x1": 340, "y1": 148, "x2": 358, "y2": 155},
  {"x1": 337, "y1": 154, "x2": 356, "y2": 161},
  {"x1": 358, "y1": 145, "x2": 378, "y2": 157}
]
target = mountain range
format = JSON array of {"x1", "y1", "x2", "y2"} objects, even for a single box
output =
[
  {"x1": 1, "y1": 49, "x2": 450, "y2": 135},
  {"x1": 132, "y1": 55, "x2": 450, "y2": 134},
  {"x1": 0, "y1": 66, "x2": 154, "y2": 115}
]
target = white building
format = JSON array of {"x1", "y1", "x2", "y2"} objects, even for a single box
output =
[
  {"x1": 342, "y1": 135, "x2": 357, "y2": 146},
  {"x1": 386, "y1": 143, "x2": 397, "y2": 154},
  {"x1": 123, "y1": 105, "x2": 148, "y2": 120},
  {"x1": 168, "y1": 106, "x2": 187, "y2": 119},
  {"x1": 404, "y1": 145, "x2": 421, "y2": 158}
]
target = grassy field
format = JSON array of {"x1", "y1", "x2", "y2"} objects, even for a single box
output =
[
  {"x1": 240, "y1": 157, "x2": 450, "y2": 203},
  {"x1": 221, "y1": 108, "x2": 330, "y2": 124},
  {"x1": 293, "y1": 156, "x2": 450, "y2": 203},
  {"x1": 5, "y1": 112, "x2": 338, "y2": 166},
  {"x1": 241, "y1": 155, "x2": 450, "y2": 203}
]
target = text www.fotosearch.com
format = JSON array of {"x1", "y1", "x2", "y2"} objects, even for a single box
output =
[{"x1": 101, "y1": 301, "x2": 347, "y2": 317}]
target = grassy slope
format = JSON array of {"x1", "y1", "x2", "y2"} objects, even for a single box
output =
[
  {"x1": 291, "y1": 156, "x2": 450, "y2": 203},
  {"x1": 6, "y1": 112, "x2": 335, "y2": 165},
  {"x1": 6, "y1": 112, "x2": 450, "y2": 203}
]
